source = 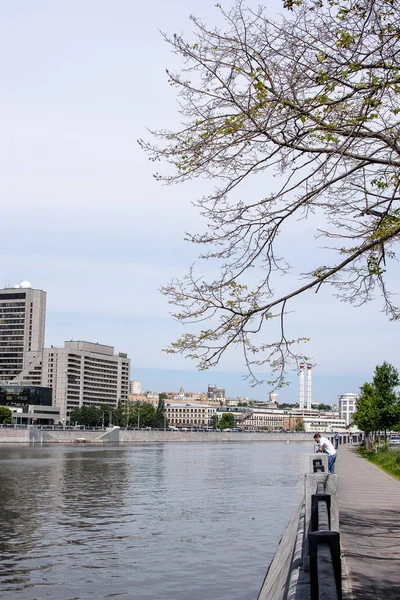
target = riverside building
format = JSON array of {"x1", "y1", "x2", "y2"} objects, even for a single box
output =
[
  {"x1": 16, "y1": 341, "x2": 130, "y2": 423},
  {"x1": 0, "y1": 282, "x2": 131, "y2": 424},
  {"x1": 216, "y1": 406, "x2": 347, "y2": 432},
  {"x1": 165, "y1": 402, "x2": 217, "y2": 428},
  {"x1": 0, "y1": 282, "x2": 46, "y2": 381}
]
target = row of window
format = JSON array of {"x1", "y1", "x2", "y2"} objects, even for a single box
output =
[
  {"x1": 167, "y1": 408, "x2": 208, "y2": 413},
  {"x1": 169, "y1": 419, "x2": 208, "y2": 424}
]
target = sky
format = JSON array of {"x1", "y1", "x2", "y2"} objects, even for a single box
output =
[{"x1": 1, "y1": 0, "x2": 400, "y2": 405}]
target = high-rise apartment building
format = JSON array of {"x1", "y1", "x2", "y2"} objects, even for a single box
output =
[{"x1": 0, "y1": 283, "x2": 46, "y2": 381}]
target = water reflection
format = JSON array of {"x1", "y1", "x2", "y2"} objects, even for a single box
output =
[{"x1": 0, "y1": 441, "x2": 313, "y2": 600}]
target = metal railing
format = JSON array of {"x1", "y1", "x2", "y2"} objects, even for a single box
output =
[{"x1": 309, "y1": 477, "x2": 342, "y2": 600}]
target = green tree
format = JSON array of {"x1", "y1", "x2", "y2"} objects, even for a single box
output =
[
  {"x1": 295, "y1": 418, "x2": 305, "y2": 432},
  {"x1": 0, "y1": 406, "x2": 12, "y2": 424},
  {"x1": 218, "y1": 413, "x2": 235, "y2": 430},
  {"x1": 372, "y1": 362, "x2": 400, "y2": 435},
  {"x1": 210, "y1": 414, "x2": 219, "y2": 429},
  {"x1": 353, "y1": 382, "x2": 379, "y2": 448},
  {"x1": 111, "y1": 405, "x2": 126, "y2": 427},
  {"x1": 70, "y1": 405, "x2": 108, "y2": 427},
  {"x1": 129, "y1": 402, "x2": 157, "y2": 428},
  {"x1": 142, "y1": 0, "x2": 400, "y2": 387},
  {"x1": 155, "y1": 394, "x2": 168, "y2": 429}
]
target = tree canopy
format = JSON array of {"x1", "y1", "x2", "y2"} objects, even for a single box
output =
[
  {"x1": 218, "y1": 412, "x2": 235, "y2": 429},
  {"x1": 354, "y1": 361, "x2": 400, "y2": 434},
  {"x1": 0, "y1": 406, "x2": 12, "y2": 425},
  {"x1": 142, "y1": 0, "x2": 400, "y2": 386},
  {"x1": 69, "y1": 402, "x2": 161, "y2": 428}
]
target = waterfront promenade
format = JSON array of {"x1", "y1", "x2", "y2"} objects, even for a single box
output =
[{"x1": 338, "y1": 445, "x2": 400, "y2": 600}]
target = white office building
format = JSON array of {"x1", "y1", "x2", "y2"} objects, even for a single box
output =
[{"x1": 16, "y1": 341, "x2": 130, "y2": 422}]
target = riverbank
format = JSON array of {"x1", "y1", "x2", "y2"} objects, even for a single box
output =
[{"x1": 0, "y1": 426, "x2": 318, "y2": 444}]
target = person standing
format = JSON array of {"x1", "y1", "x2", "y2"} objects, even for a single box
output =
[
  {"x1": 314, "y1": 433, "x2": 337, "y2": 473},
  {"x1": 334, "y1": 432, "x2": 340, "y2": 449}
]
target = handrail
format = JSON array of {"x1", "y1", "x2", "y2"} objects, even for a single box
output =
[{"x1": 309, "y1": 481, "x2": 342, "y2": 600}]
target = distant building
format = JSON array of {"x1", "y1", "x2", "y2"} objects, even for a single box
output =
[
  {"x1": 0, "y1": 283, "x2": 46, "y2": 381},
  {"x1": 0, "y1": 284, "x2": 131, "y2": 424},
  {"x1": 339, "y1": 393, "x2": 359, "y2": 426},
  {"x1": 129, "y1": 380, "x2": 142, "y2": 395},
  {"x1": 225, "y1": 398, "x2": 239, "y2": 407},
  {"x1": 161, "y1": 391, "x2": 207, "y2": 402},
  {"x1": 218, "y1": 405, "x2": 348, "y2": 432},
  {"x1": 15, "y1": 341, "x2": 130, "y2": 422},
  {"x1": 269, "y1": 392, "x2": 279, "y2": 405},
  {"x1": 165, "y1": 402, "x2": 217, "y2": 427},
  {"x1": 207, "y1": 384, "x2": 225, "y2": 402}
]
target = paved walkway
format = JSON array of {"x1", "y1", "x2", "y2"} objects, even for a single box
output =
[{"x1": 337, "y1": 444, "x2": 400, "y2": 599}]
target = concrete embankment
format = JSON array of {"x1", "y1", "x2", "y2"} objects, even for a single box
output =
[
  {"x1": 258, "y1": 500, "x2": 308, "y2": 600},
  {"x1": 258, "y1": 453, "x2": 340, "y2": 600},
  {"x1": 0, "y1": 427, "x2": 30, "y2": 443},
  {"x1": 0, "y1": 428, "x2": 315, "y2": 444}
]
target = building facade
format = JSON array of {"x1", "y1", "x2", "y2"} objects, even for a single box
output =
[
  {"x1": 339, "y1": 393, "x2": 359, "y2": 426},
  {"x1": 216, "y1": 406, "x2": 348, "y2": 432},
  {"x1": 0, "y1": 283, "x2": 46, "y2": 381},
  {"x1": 207, "y1": 384, "x2": 225, "y2": 402},
  {"x1": 165, "y1": 402, "x2": 217, "y2": 427},
  {"x1": 129, "y1": 380, "x2": 142, "y2": 395},
  {"x1": 15, "y1": 341, "x2": 130, "y2": 422}
]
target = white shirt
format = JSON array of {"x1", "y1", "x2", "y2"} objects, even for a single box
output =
[{"x1": 317, "y1": 436, "x2": 337, "y2": 456}]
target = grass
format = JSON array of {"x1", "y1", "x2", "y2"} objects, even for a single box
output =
[{"x1": 358, "y1": 445, "x2": 400, "y2": 481}]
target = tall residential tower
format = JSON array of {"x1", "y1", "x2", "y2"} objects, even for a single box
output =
[{"x1": 0, "y1": 282, "x2": 46, "y2": 381}]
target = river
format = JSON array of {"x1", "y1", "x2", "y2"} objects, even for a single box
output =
[{"x1": 0, "y1": 441, "x2": 313, "y2": 600}]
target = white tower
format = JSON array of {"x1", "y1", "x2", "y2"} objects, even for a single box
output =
[
  {"x1": 306, "y1": 364, "x2": 312, "y2": 410},
  {"x1": 299, "y1": 364, "x2": 305, "y2": 409}
]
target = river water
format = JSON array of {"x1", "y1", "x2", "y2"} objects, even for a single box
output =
[{"x1": 0, "y1": 441, "x2": 313, "y2": 600}]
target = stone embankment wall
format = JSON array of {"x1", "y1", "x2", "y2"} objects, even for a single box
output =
[
  {"x1": 258, "y1": 501, "x2": 308, "y2": 600},
  {"x1": 0, "y1": 428, "x2": 30, "y2": 443},
  {"x1": 0, "y1": 428, "x2": 316, "y2": 444}
]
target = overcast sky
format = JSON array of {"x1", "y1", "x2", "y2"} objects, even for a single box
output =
[{"x1": 1, "y1": 0, "x2": 399, "y2": 404}]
